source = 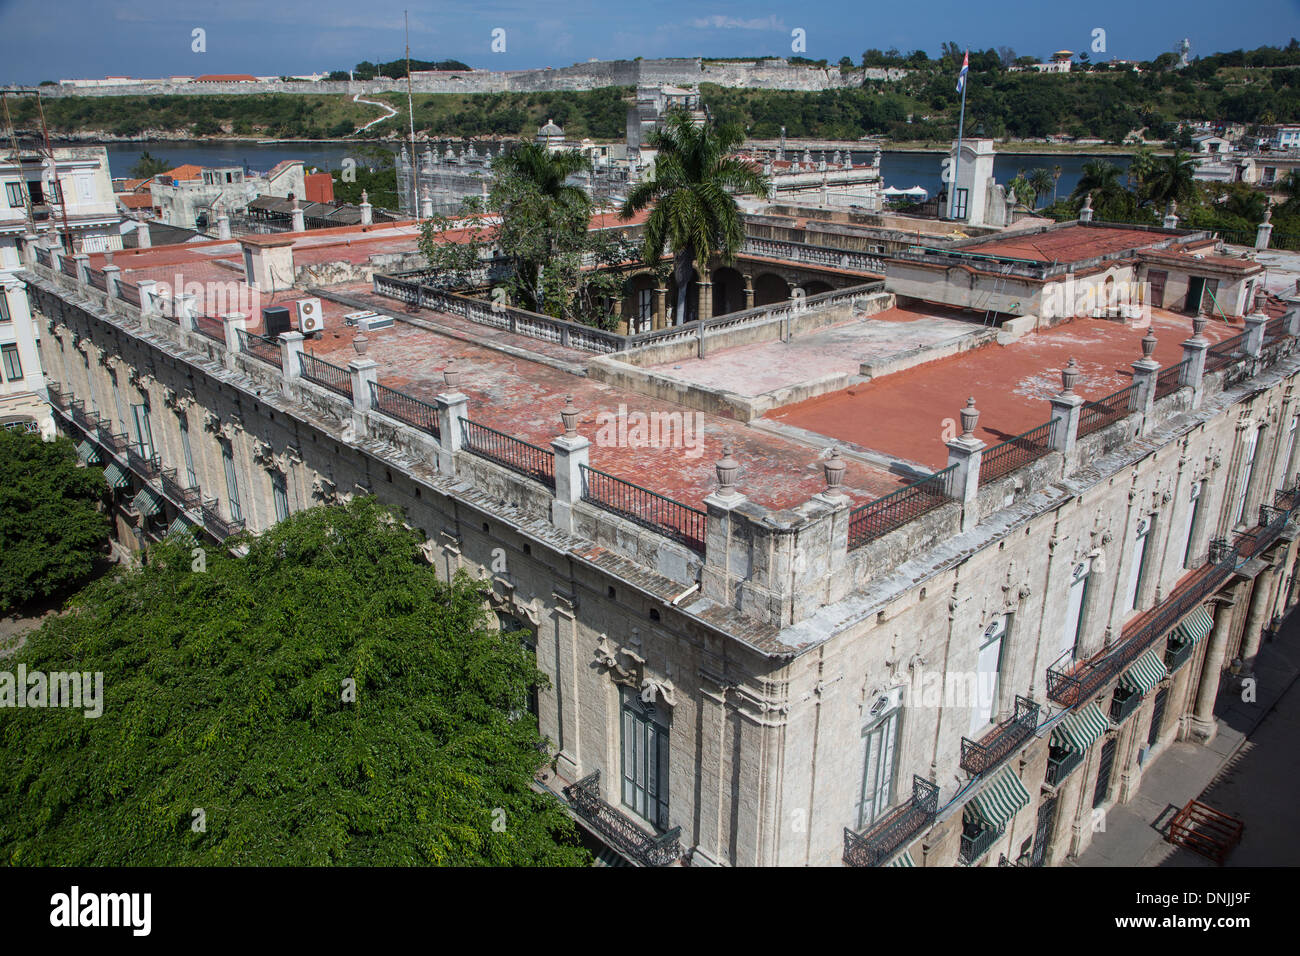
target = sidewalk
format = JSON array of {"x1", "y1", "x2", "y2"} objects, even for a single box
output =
[{"x1": 1072, "y1": 611, "x2": 1300, "y2": 867}]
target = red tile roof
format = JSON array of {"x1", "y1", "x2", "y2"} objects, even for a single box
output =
[{"x1": 160, "y1": 164, "x2": 203, "y2": 182}]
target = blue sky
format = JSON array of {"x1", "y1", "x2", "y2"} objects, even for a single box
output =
[{"x1": 0, "y1": 0, "x2": 1297, "y2": 83}]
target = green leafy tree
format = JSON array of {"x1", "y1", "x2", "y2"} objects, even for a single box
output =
[
  {"x1": 621, "y1": 111, "x2": 770, "y2": 324},
  {"x1": 128, "y1": 150, "x2": 170, "y2": 179},
  {"x1": 0, "y1": 430, "x2": 108, "y2": 614},
  {"x1": 1127, "y1": 146, "x2": 1156, "y2": 191},
  {"x1": 1008, "y1": 174, "x2": 1035, "y2": 208},
  {"x1": 0, "y1": 498, "x2": 590, "y2": 866}
]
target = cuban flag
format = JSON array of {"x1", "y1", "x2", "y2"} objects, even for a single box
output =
[{"x1": 956, "y1": 50, "x2": 969, "y2": 93}]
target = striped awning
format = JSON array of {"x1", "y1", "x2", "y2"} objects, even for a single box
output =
[
  {"x1": 165, "y1": 515, "x2": 192, "y2": 537},
  {"x1": 132, "y1": 487, "x2": 162, "y2": 517},
  {"x1": 77, "y1": 439, "x2": 100, "y2": 464},
  {"x1": 1119, "y1": 647, "x2": 1168, "y2": 696},
  {"x1": 967, "y1": 765, "x2": 1031, "y2": 831},
  {"x1": 887, "y1": 850, "x2": 916, "y2": 867},
  {"x1": 1172, "y1": 606, "x2": 1214, "y2": 646},
  {"x1": 102, "y1": 462, "x2": 129, "y2": 489},
  {"x1": 1050, "y1": 701, "x2": 1109, "y2": 753}
]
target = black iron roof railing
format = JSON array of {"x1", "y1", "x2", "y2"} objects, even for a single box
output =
[
  {"x1": 370, "y1": 381, "x2": 441, "y2": 439},
  {"x1": 236, "y1": 328, "x2": 283, "y2": 368},
  {"x1": 580, "y1": 464, "x2": 706, "y2": 555},
  {"x1": 979, "y1": 420, "x2": 1055, "y2": 484},
  {"x1": 848, "y1": 464, "x2": 956, "y2": 550},
  {"x1": 1154, "y1": 358, "x2": 1190, "y2": 400},
  {"x1": 1077, "y1": 383, "x2": 1139, "y2": 439},
  {"x1": 959, "y1": 696, "x2": 1041, "y2": 777},
  {"x1": 843, "y1": 775, "x2": 940, "y2": 867},
  {"x1": 459, "y1": 417, "x2": 555, "y2": 489},
  {"x1": 562, "y1": 770, "x2": 681, "y2": 867}
]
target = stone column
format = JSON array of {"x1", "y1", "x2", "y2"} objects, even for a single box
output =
[
  {"x1": 945, "y1": 398, "x2": 985, "y2": 533},
  {"x1": 136, "y1": 279, "x2": 160, "y2": 317},
  {"x1": 743, "y1": 273, "x2": 755, "y2": 311},
  {"x1": 701, "y1": 445, "x2": 748, "y2": 607},
  {"x1": 19, "y1": 232, "x2": 38, "y2": 268},
  {"x1": 360, "y1": 190, "x2": 373, "y2": 226},
  {"x1": 653, "y1": 286, "x2": 667, "y2": 330},
  {"x1": 1181, "y1": 314, "x2": 1209, "y2": 409},
  {"x1": 291, "y1": 198, "x2": 306, "y2": 232},
  {"x1": 1244, "y1": 308, "x2": 1268, "y2": 358},
  {"x1": 216, "y1": 206, "x2": 231, "y2": 240},
  {"x1": 1235, "y1": 564, "x2": 1275, "y2": 678},
  {"x1": 102, "y1": 264, "x2": 122, "y2": 301},
  {"x1": 1190, "y1": 593, "x2": 1237, "y2": 743},
  {"x1": 1078, "y1": 193, "x2": 1094, "y2": 223},
  {"x1": 419, "y1": 187, "x2": 434, "y2": 219},
  {"x1": 1049, "y1": 358, "x2": 1084, "y2": 454},
  {"x1": 278, "y1": 330, "x2": 305, "y2": 398},
  {"x1": 434, "y1": 363, "x2": 468, "y2": 475},
  {"x1": 1284, "y1": 294, "x2": 1300, "y2": 337},
  {"x1": 551, "y1": 396, "x2": 589, "y2": 534},
  {"x1": 220, "y1": 312, "x2": 247, "y2": 372},
  {"x1": 1131, "y1": 330, "x2": 1160, "y2": 432},
  {"x1": 1256, "y1": 208, "x2": 1273, "y2": 251},
  {"x1": 136, "y1": 219, "x2": 152, "y2": 248},
  {"x1": 348, "y1": 358, "x2": 380, "y2": 435},
  {"x1": 73, "y1": 252, "x2": 90, "y2": 285},
  {"x1": 697, "y1": 279, "x2": 712, "y2": 321}
]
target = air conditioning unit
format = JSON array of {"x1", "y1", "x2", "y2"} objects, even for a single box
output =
[
  {"x1": 343, "y1": 310, "x2": 378, "y2": 327},
  {"x1": 344, "y1": 309, "x2": 394, "y2": 332},
  {"x1": 296, "y1": 297, "x2": 324, "y2": 334}
]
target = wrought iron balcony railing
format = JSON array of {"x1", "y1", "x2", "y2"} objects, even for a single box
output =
[
  {"x1": 161, "y1": 468, "x2": 201, "y2": 510},
  {"x1": 1165, "y1": 635, "x2": 1196, "y2": 673},
  {"x1": 201, "y1": 498, "x2": 245, "y2": 542},
  {"x1": 959, "y1": 823, "x2": 1000, "y2": 866},
  {"x1": 1109, "y1": 686, "x2": 1142, "y2": 725},
  {"x1": 1044, "y1": 747, "x2": 1084, "y2": 787},
  {"x1": 562, "y1": 770, "x2": 681, "y2": 867},
  {"x1": 127, "y1": 446, "x2": 161, "y2": 479},
  {"x1": 46, "y1": 383, "x2": 68, "y2": 410},
  {"x1": 101, "y1": 431, "x2": 130, "y2": 457},
  {"x1": 843, "y1": 775, "x2": 939, "y2": 867},
  {"x1": 959, "y1": 696, "x2": 1040, "y2": 777}
]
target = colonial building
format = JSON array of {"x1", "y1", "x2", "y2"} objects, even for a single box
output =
[{"x1": 15, "y1": 210, "x2": 1300, "y2": 868}]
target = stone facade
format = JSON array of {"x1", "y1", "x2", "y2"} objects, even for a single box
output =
[{"x1": 18, "y1": 233, "x2": 1300, "y2": 868}]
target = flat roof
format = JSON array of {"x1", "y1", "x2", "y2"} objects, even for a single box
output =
[{"x1": 946, "y1": 224, "x2": 1172, "y2": 264}]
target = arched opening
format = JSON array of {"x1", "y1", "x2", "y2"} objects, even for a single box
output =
[
  {"x1": 753, "y1": 273, "x2": 790, "y2": 308},
  {"x1": 711, "y1": 266, "x2": 745, "y2": 317},
  {"x1": 622, "y1": 273, "x2": 657, "y2": 334},
  {"x1": 802, "y1": 279, "x2": 834, "y2": 298}
]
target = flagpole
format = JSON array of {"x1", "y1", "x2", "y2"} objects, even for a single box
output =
[{"x1": 951, "y1": 52, "x2": 968, "y2": 220}]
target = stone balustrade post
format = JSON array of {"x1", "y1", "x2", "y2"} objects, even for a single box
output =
[
  {"x1": 434, "y1": 363, "x2": 468, "y2": 475},
  {"x1": 278, "y1": 331, "x2": 305, "y2": 397},
  {"x1": 1049, "y1": 358, "x2": 1085, "y2": 454},
  {"x1": 1284, "y1": 294, "x2": 1300, "y2": 337},
  {"x1": 1131, "y1": 331, "x2": 1160, "y2": 432},
  {"x1": 551, "y1": 395, "x2": 589, "y2": 534},
  {"x1": 945, "y1": 398, "x2": 986, "y2": 533},
  {"x1": 348, "y1": 358, "x2": 380, "y2": 435},
  {"x1": 1181, "y1": 314, "x2": 1209, "y2": 409},
  {"x1": 221, "y1": 313, "x2": 247, "y2": 370},
  {"x1": 1244, "y1": 309, "x2": 1269, "y2": 358}
]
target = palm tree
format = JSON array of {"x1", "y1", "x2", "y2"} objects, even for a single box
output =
[
  {"x1": 1052, "y1": 164, "x2": 1062, "y2": 204},
  {"x1": 1142, "y1": 150, "x2": 1197, "y2": 210},
  {"x1": 621, "y1": 111, "x2": 770, "y2": 325},
  {"x1": 1028, "y1": 168, "x2": 1055, "y2": 209},
  {"x1": 1126, "y1": 146, "x2": 1155, "y2": 191},
  {"x1": 1071, "y1": 159, "x2": 1125, "y2": 204}
]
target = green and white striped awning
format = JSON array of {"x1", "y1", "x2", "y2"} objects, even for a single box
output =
[
  {"x1": 132, "y1": 486, "x2": 162, "y2": 517},
  {"x1": 967, "y1": 765, "x2": 1031, "y2": 831},
  {"x1": 1119, "y1": 647, "x2": 1168, "y2": 696},
  {"x1": 887, "y1": 850, "x2": 916, "y2": 867},
  {"x1": 1171, "y1": 606, "x2": 1214, "y2": 646},
  {"x1": 1050, "y1": 701, "x2": 1110, "y2": 753},
  {"x1": 165, "y1": 515, "x2": 192, "y2": 538},
  {"x1": 102, "y1": 461, "x2": 129, "y2": 489},
  {"x1": 77, "y1": 439, "x2": 100, "y2": 465}
]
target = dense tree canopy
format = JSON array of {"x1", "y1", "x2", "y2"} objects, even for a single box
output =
[
  {"x1": 0, "y1": 498, "x2": 589, "y2": 866},
  {"x1": 0, "y1": 430, "x2": 107, "y2": 614}
]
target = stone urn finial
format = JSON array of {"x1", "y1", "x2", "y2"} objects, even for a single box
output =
[
  {"x1": 443, "y1": 360, "x2": 462, "y2": 389},
  {"x1": 1141, "y1": 329, "x2": 1157, "y2": 359},
  {"x1": 1192, "y1": 314, "x2": 1208, "y2": 338},
  {"x1": 1061, "y1": 358, "x2": 1080, "y2": 394},
  {"x1": 1253, "y1": 287, "x2": 1268, "y2": 313},
  {"x1": 352, "y1": 330, "x2": 369, "y2": 354},
  {"x1": 960, "y1": 397, "x2": 979, "y2": 438},
  {"x1": 560, "y1": 394, "x2": 579, "y2": 437},
  {"x1": 1081, "y1": 192, "x2": 1093, "y2": 212},
  {"x1": 716, "y1": 443, "x2": 740, "y2": 496},
  {"x1": 823, "y1": 446, "x2": 846, "y2": 493},
  {"x1": 104, "y1": 249, "x2": 114, "y2": 266}
]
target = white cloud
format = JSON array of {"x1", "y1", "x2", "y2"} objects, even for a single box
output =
[{"x1": 688, "y1": 14, "x2": 785, "y2": 31}]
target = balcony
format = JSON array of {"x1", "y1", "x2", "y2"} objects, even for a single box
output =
[
  {"x1": 46, "y1": 383, "x2": 67, "y2": 410},
  {"x1": 201, "y1": 498, "x2": 245, "y2": 542},
  {"x1": 1045, "y1": 746, "x2": 1084, "y2": 787},
  {"x1": 1165, "y1": 635, "x2": 1196, "y2": 673},
  {"x1": 70, "y1": 400, "x2": 98, "y2": 433},
  {"x1": 161, "y1": 468, "x2": 201, "y2": 510},
  {"x1": 101, "y1": 431, "x2": 130, "y2": 457},
  {"x1": 1110, "y1": 686, "x2": 1142, "y2": 725},
  {"x1": 561, "y1": 770, "x2": 681, "y2": 867},
  {"x1": 127, "y1": 446, "x2": 161, "y2": 479},
  {"x1": 960, "y1": 823, "x2": 1000, "y2": 866},
  {"x1": 843, "y1": 775, "x2": 939, "y2": 867},
  {"x1": 959, "y1": 696, "x2": 1040, "y2": 777}
]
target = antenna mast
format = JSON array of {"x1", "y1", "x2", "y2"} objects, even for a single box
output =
[{"x1": 1, "y1": 92, "x2": 35, "y2": 233}]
